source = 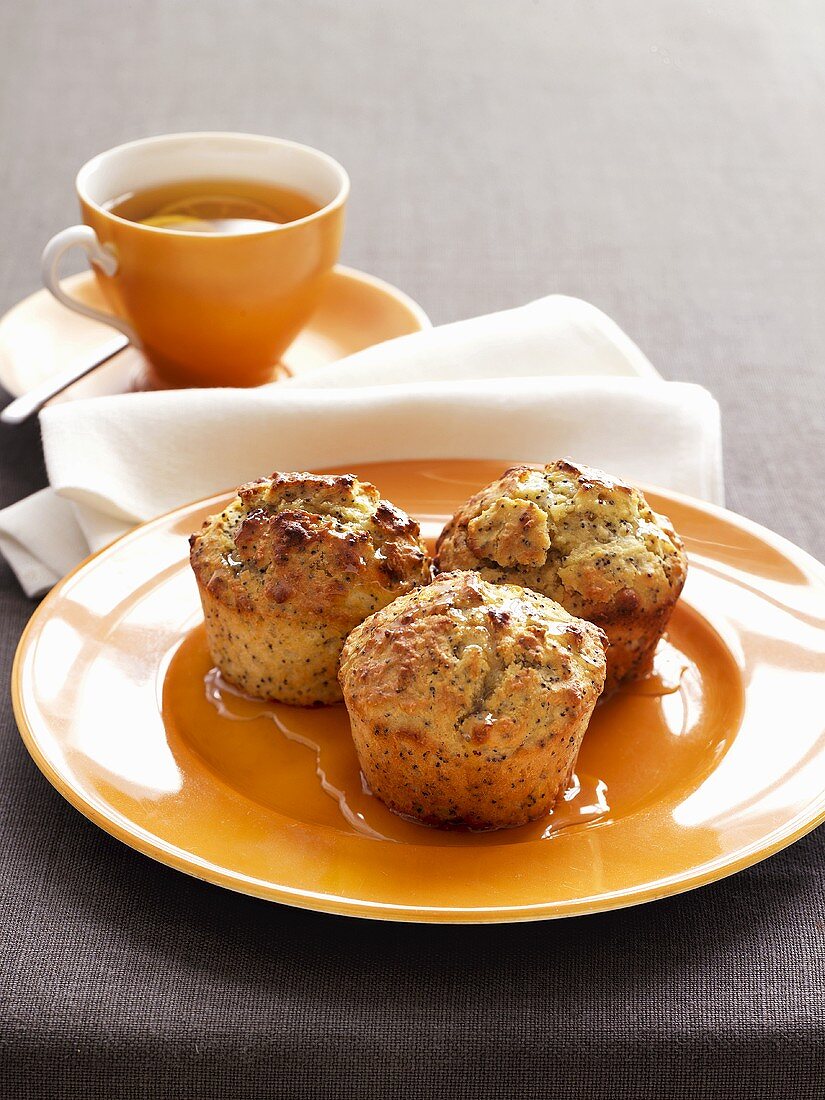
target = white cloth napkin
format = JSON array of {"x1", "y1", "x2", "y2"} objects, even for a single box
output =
[{"x1": 0, "y1": 295, "x2": 723, "y2": 597}]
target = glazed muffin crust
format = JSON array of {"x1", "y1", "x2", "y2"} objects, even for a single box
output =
[
  {"x1": 339, "y1": 570, "x2": 607, "y2": 829},
  {"x1": 190, "y1": 472, "x2": 431, "y2": 704},
  {"x1": 434, "y1": 460, "x2": 687, "y2": 692}
]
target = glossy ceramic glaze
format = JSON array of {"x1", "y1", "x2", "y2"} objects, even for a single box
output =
[
  {"x1": 0, "y1": 267, "x2": 430, "y2": 402},
  {"x1": 12, "y1": 460, "x2": 825, "y2": 922},
  {"x1": 51, "y1": 134, "x2": 350, "y2": 387}
]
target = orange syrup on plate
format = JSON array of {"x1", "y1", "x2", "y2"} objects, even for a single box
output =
[{"x1": 163, "y1": 619, "x2": 731, "y2": 849}]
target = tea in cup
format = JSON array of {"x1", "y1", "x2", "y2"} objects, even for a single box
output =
[{"x1": 41, "y1": 132, "x2": 349, "y2": 387}]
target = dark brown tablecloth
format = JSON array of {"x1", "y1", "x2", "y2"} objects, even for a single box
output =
[{"x1": 0, "y1": 2, "x2": 823, "y2": 1097}]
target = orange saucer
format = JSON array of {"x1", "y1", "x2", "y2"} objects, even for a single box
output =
[
  {"x1": 0, "y1": 266, "x2": 430, "y2": 402},
  {"x1": 11, "y1": 459, "x2": 825, "y2": 922}
]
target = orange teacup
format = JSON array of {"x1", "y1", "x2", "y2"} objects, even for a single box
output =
[{"x1": 41, "y1": 133, "x2": 349, "y2": 387}]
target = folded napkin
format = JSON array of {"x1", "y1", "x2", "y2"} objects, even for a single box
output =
[{"x1": 0, "y1": 295, "x2": 723, "y2": 597}]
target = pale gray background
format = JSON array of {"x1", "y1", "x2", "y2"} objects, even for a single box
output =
[
  {"x1": 0, "y1": 3, "x2": 823, "y2": 1098},
  {"x1": 1, "y1": 0, "x2": 824, "y2": 553}
]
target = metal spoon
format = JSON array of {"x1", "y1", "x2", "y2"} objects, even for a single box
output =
[{"x1": 1, "y1": 334, "x2": 130, "y2": 424}]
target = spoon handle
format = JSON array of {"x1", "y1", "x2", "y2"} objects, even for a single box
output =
[{"x1": 1, "y1": 334, "x2": 130, "y2": 424}]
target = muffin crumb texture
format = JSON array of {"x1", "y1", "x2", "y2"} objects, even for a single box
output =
[
  {"x1": 190, "y1": 472, "x2": 431, "y2": 705},
  {"x1": 435, "y1": 460, "x2": 687, "y2": 692},
  {"x1": 339, "y1": 570, "x2": 607, "y2": 829}
]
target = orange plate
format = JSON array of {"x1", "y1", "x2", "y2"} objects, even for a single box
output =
[{"x1": 12, "y1": 459, "x2": 825, "y2": 923}]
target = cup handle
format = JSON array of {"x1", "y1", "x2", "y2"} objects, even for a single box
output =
[{"x1": 41, "y1": 225, "x2": 139, "y2": 344}]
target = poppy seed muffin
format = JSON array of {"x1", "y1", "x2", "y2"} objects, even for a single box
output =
[
  {"x1": 339, "y1": 571, "x2": 607, "y2": 829},
  {"x1": 434, "y1": 460, "x2": 687, "y2": 694},
  {"x1": 190, "y1": 472, "x2": 431, "y2": 705}
]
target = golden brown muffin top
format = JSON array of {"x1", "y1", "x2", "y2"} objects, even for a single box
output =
[
  {"x1": 435, "y1": 460, "x2": 686, "y2": 618},
  {"x1": 190, "y1": 472, "x2": 431, "y2": 622},
  {"x1": 339, "y1": 570, "x2": 606, "y2": 757}
]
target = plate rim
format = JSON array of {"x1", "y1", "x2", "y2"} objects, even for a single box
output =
[{"x1": 12, "y1": 473, "x2": 825, "y2": 923}]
